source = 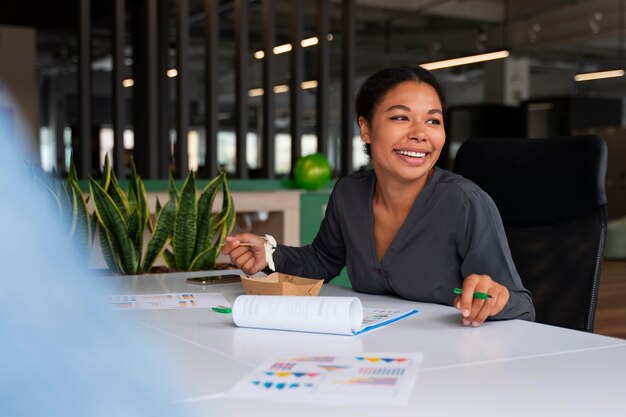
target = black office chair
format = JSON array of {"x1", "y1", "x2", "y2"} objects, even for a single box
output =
[{"x1": 453, "y1": 136, "x2": 607, "y2": 332}]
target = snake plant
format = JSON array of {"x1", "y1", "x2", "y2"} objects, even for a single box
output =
[
  {"x1": 89, "y1": 155, "x2": 235, "y2": 274},
  {"x1": 89, "y1": 155, "x2": 156, "y2": 274},
  {"x1": 161, "y1": 168, "x2": 236, "y2": 271}
]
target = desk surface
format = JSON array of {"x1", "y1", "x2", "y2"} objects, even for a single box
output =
[{"x1": 108, "y1": 271, "x2": 626, "y2": 417}]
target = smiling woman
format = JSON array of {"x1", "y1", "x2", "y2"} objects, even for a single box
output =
[
  {"x1": 359, "y1": 81, "x2": 447, "y2": 264},
  {"x1": 222, "y1": 66, "x2": 535, "y2": 327}
]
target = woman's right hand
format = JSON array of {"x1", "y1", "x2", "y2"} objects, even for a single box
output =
[{"x1": 220, "y1": 233, "x2": 268, "y2": 275}]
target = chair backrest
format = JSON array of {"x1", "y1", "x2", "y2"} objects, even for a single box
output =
[{"x1": 453, "y1": 136, "x2": 608, "y2": 332}]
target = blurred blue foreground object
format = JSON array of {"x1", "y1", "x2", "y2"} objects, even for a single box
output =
[{"x1": 0, "y1": 139, "x2": 199, "y2": 417}]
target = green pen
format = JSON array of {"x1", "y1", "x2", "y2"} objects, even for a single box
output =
[
  {"x1": 453, "y1": 288, "x2": 493, "y2": 300},
  {"x1": 212, "y1": 305, "x2": 232, "y2": 314}
]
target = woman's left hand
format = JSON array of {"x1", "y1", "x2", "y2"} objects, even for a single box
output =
[{"x1": 454, "y1": 274, "x2": 509, "y2": 327}]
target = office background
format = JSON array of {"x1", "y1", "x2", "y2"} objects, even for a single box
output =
[{"x1": 0, "y1": 0, "x2": 625, "y2": 337}]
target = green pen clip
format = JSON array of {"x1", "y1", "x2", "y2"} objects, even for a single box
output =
[
  {"x1": 453, "y1": 288, "x2": 493, "y2": 300},
  {"x1": 212, "y1": 305, "x2": 232, "y2": 314}
]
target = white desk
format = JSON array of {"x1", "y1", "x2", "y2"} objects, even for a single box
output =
[{"x1": 108, "y1": 271, "x2": 626, "y2": 417}]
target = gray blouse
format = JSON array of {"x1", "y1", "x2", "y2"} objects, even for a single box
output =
[{"x1": 274, "y1": 167, "x2": 535, "y2": 321}]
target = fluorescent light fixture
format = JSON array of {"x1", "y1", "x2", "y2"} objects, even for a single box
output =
[
  {"x1": 421, "y1": 50, "x2": 510, "y2": 70},
  {"x1": 248, "y1": 88, "x2": 264, "y2": 97},
  {"x1": 253, "y1": 42, "x2": 294, "y2": 59},
  {"x1": 254, "y1": 35, "x2": 330, "y2": 59},
  {"x1": 574, "y1": 69, "x2": 625, "y2": 82},
  {"x1": 273, "y1": 44, "x2": 293, "y2": 55},
  {"x1": 122, "y1": 78, "x2": 134, "y2": 88},
  {"x1": 301, "y1": 80, "x2": 318, "y2": 89},
  {"x1": 300, "y1": 36, "x2": 319, "y2": 47},
  {"x1": 249, "y1": 80, "x2": 318, "y2": 96},
  {"x1": 166, "y1": 68, "x2": 178, "y2": 78}
]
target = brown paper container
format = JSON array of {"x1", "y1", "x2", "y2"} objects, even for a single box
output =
[{"x1": 240, "y1": 272, "x2": 323, "y2": 296}]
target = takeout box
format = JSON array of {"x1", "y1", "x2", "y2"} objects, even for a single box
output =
[{"x1": 240, "y1": 272, "x2": 323, "y2": 296}]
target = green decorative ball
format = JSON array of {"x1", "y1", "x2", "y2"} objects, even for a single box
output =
[{"x1": 294, "y1": 153, "x2": 332, "y2": 190}]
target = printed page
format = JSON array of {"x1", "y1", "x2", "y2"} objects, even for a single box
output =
[
  {"x1": 227, "y1": 352, "x2": 423, "y2": 406},
  {"x1": 232, "y1": 295, "x2": 363, "y2": 335},
  {"x1": 354, "y1": 308, "x2": 419, "y2": 335},
  {"x1": 105, "y1": 292, "x2": 229, "y2": 310}
]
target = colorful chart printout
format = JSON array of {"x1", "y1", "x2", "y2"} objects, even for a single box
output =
[{"x1": 228, "y1": 352, "x2": 422, "y2": 405}]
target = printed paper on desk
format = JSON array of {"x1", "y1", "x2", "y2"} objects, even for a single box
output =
[
  {"x1": 227, "y1": 352, "x2": 423, "y2": 406},
  {"x1": 232, "y1": 295, "x2": 418, "y2": 335},
  {"x1": 106, "y1": 292, "x2": 229, "y2": 310}
]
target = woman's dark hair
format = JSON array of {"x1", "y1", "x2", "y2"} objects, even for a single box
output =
[{"x1": 355, "y1": 66, "x2": 447, "y2": 158}]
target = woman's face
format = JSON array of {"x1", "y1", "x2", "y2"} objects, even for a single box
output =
[{"x1": 359, "y1": 81, "x2": 445, "y2": 184}]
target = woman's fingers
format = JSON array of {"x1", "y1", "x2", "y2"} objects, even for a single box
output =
[
  {"x1": 221, "y1": 233, "x2": 269, "y2": 275},
  {"x1": 459, "y1": 274, "x2": 481, "y2": 320},
  {"x1": 459, "y1": 274, "x2": 509, "y2": 326},
  {"x1": 468, "y1": 292, "x2": 497, "y2": 326}
]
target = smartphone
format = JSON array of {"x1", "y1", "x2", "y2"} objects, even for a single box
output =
[{"x1": 186, "y1": 274, "x2": 241, "y2": 285}]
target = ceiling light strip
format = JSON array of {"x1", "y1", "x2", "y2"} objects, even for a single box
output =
[
  {"x1": 248, "y1": 80, "x2": 317, "y2": 96},
  {"x1": 420, "y1": 50, "x2": 510, "y2": 70},
  {"x1": 254, "y1": 35, "x2": 330, "y2": 59},
  {"x1": 574, "y1": 69, "x2": 625, "y2": 82}
]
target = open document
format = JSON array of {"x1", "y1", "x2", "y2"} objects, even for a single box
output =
[
  {"x1": 232, "y1": 295, "x2": 417, "y2": 335},
  {"x1": 227, "y1": 352, "x2": 423, "y2": 405}
]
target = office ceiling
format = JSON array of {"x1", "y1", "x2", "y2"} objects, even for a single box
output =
[{"x1": 0, "y1": 0, "x2": 624, "y2": 95}]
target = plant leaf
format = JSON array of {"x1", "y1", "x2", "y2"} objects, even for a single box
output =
[
  {"x1": 128, "y1": 177, "x2": 138, "y2": 214},
  {"x1": 60, "y1": 181, "x2": 72, "y2": 220},
  {"x1": 222, "y1": 177, "x2": 236, "y2": 237},
  {"x1": 99, "y1": 225, "x2": 122, "y2": 273},
  {"x1": 194, "y1": 173, "x2": 222, "y2": 258},
  {"x1": 127, "y1": 208, "x2": 141, "y2": 261},
  {"x1": 142, "y1": 198, "x2": 176, "y2": 272},
  {"x1": 168, "y1": 172, "x2": 179, "y2": 203},
  {"x1": 127, "y1": 156, "x2": 140, "y2": 213},
  {"x1": 218, "y1": 195, "x2": 236, "y2": 244},
  {"x1": 189, "y1": 246, "x2": 218, "y2": 271},
  {"x1": 209, "y1": 176, "x2": 236, "y2": 247},
  {"x1": 90, "y1": 212, "x2": 97, "y2": 250},
  {"x1": 137, "y1": 178, "x2": 150, "y2": 240},
  {"x1": 172, "y1": 171, "x2": 197, "y2": 270},
  {"x1": 127, "y1": 159, "x2": 149, "y2": 258},
  {"x1": 101, "y1": 153, "x2": 111, "y2": 191},
  {"x1": 150, "y1": 196, "x2": 162, "y2": 234},
  {"x1": 90, "y1": 179, "x2": 138, "y2": 274},
  {"x1": 155, "y1": 196, "x2": 163, "y2": 217},
  {"x1": 67, "y1": 181, "x2": 79, "y2": 237},
  {"x1": 68, "y1": 156, "x2": 78, "y2": 182},
  {"x1": 162, "y1": 249, "x2": 175, "y2": 270},
  {"x1": 108, "y1": 172, "x2": 130, "y2": 220},
  {"x1": 68, "y1": 177, "x2": 93, "y2": 259}
]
